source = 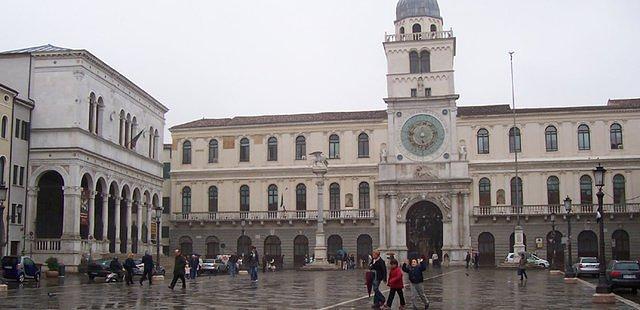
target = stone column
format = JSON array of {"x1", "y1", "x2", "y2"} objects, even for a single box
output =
[
  {"x1": 114, "y1": 197, "x2": 121, "y2": 253},
  {"x1": 313, "y1": 179, "x2": 327, "y2": 262},
  {"x1": 389, "y1": 193, "x2": 398, "y2": 249},
  {"x1": 136, "y1": 202, "x2": 143, "y2": 253},
  {"x1": 378, "y1": 195, "x2": 387, "y2": 249},
  {"x1": 146, "y1": 203, "x2": 152, "y2": 248},
  {"x1": 26, "y1": 188, "x2": 38, "y2": 239},
  {"x1": 451, "y1": 192, "x2": 460, "y2": 247},
  {"x1": 88, "y1": 191, "x2": 96, "y2": 239},
  {"x1": 125, "y1": 199, "x2": 132, "y2": 253},
  {"x1": 101, "y1": 194, "x2": 108, "y2": 241},
  {"x1": 462, "y1": 192, "x2": 471, "y2": 248},
  {"x1": 62, "y1": 186, "x2": 82, "y2": 239}
]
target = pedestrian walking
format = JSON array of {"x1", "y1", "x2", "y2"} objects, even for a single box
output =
[
  {"x1": 402, "y1": 258, "x2": 429, "y2": 310},
  {"x1": 465, "y1": 251, "x2": 471, "y2": 269},
  {"x1": 517, "y1": 253, "x2": 528, "y2": 281},
  {"x1": 369, "y1": 250, "x2": 387, "y2": 309},
  {"x1": 248, "y1": 246, "x2": 259, "y2": 282},
  {"x1": 169, "y1": 249, "x2": 187, "y2": 290},
  {"x1": 109, "y1": 257, "x2": 124, "y2": 280},
  {"x1": 140, "y1": 251, "x2": 154, "y2": 285},
  {"x1": 431, "y1": 252, "x2": 439, "y2": 268},
  {"x1": 189, "y1": 255, "x2": 199, "y2": 279},
  {"x1": 228, "y1": 254, "x2": 238, "y2": 278},
  {"x1": 123, "y1": 253, "x2": 136, "y2": 285},
  {"x1": 385, "y1": 259, "x2": 406, "y2": 309},
  {"x1": 473, "y1": 251, "x2": 479, "y2": 269}
]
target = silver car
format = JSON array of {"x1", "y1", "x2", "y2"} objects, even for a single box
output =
[{"x1": 574, "y1": 257, "x2": 600, "y2": 277}]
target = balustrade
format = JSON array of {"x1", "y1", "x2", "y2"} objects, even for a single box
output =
[
  {"x1": 171, "y1": 209, "x2": 375, "y2": 223},
  {"x1": 473, "y1": 203, "x2": 640, "y2": 217},
  {"x1": 385, "y1": 30, "x2": 453, "y2": 43}
]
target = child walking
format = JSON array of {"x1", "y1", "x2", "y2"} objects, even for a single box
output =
[
  {"x1": 385, "y1": 259, "x2": 406, "y2": 309},
  {"x1": 402, "y1": 258, "x2": 430, "y2": 309}
]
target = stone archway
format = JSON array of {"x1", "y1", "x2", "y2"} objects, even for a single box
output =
[
  {"x1": 406, "y1": 201, "x2": 443, "y2": 260},
  {"x1": 36, "y1": 171, "x2": 65, "y2": 238}
]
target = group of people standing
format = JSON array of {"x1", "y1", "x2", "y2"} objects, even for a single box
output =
[
  {"x1": 108, "y1": 252, "x2": 155, "y2": 286},
  {"x1": 465, "y1": 251, "x2": 480, "y2": 269},
  {"x1": 369, "y1": 250, "x2": 430, "y2": 309}
]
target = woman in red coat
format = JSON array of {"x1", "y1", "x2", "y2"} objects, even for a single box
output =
[{"x1": 385, "y1": 259, "x2": 406, "y2": 309}]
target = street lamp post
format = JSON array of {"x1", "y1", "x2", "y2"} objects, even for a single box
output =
[
  {"x1": 593, "y1": 164, "x2": 612, "y2": 299},
  {"x1": 564, "y1": 196, "x2": 576, "y2": 281},
  {"x1": 153, "y1": 206, "x2": 163, "y2": 273},
  {"x1": 0, "y1": 183, "x2": 8, "y2": 257},
  {"x1": 550, "y1": 212, "x2": 557, "y2": 270}
]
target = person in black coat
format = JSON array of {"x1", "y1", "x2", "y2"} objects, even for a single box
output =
[
  {"x1": 169, "y1": 249, "x2": 187, "y2": 289},
  {"x1": 247, "y1": 246, "x2": 259, "y2": 282},
  {"x1": 123, "y1": 253, "x2": 136, "y2": 285},
  {"x1": 368, "y1": 250, "x2": 387, "y2": 308},
  {"x1": 402, "y1": 258, "x2": 429, "y2": 309},
  {"x1": 109, "y1": 257, "x2": 123, "y2": 279},
  {"x1": 140, "y1": 251, "x2": 154, "y2": 285}
]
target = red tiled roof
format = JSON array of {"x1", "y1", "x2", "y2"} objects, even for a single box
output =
[{"x1": 171, "y1": 110, "x2": 388, "y2": 130}]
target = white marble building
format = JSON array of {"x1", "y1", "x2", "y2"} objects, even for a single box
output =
[{"x1": 0, "y1": 45, "x2": 169, "y2": 268}]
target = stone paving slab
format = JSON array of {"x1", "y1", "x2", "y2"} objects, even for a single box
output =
[{"x1": 0, "y1": 268, "x2": 638, "y2": 309}]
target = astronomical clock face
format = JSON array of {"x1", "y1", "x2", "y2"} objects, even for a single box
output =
[{"x1": 401, "y1": 114, "x2": 445, "y2": 157}]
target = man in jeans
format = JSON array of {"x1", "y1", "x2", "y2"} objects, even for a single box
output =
[
  {"x1": 228, "y1": 254, "x2": 238, "y2": 278},
  {"x1": 247, "y1": 246, "x2": 259, "y2": 282},
  {"x1": 368, "y1": 250, "x2": 387, "y2": 308}
]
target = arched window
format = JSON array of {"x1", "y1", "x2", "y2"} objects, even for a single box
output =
[
  {"x1": 430, "y1": 24, "x2": 437, "y2": 32},
  {"x1": 1, "y1": 116, "x2": 7, "y2": 138},
  {"x1": 0, "y1": 156, "x2": 5, "y2": 184},
  {"x1": 125, "y1": 113, "x2": 131, "y2": 148},
  {"x1": 208, "y1": 186, "x2": 218, "y2": 213},
  {"x1": 95, "y1": 97, "x2": 103, "y2": 135},
  {"x1": 88, "y1": 93, "x2": 95, "y2": 133},
  {"x1": 239, "y1": 185, "x2": 250, "y2": 212},
  {"x1": 295, "y1": 136, "x2": 306, "y2": 160},
  {"x1": 510, "y1": 177, "x2": 523, "y2": 206},
  {"x1": 267, "y1": 184, "x2": 278, "y2": 212},
  {"x1": 208, "y1": 139, "x2": 219, "y2": 163},
  {"x1": 399, "y1": 27, "x2": 405, "y2": 34},
  {"x1": 546, "y1": 176, "x2": 560, "y2": 205},
  {"x1": 239, "y1": 138, "x2": 250, "y2": 162},
  {"x1": 153, "y1": 129, "x2": 159, "y2": 159},
  {"x1": 358, "y1": 133, "x2": 369, "y2": 158},
  {"x1": 610, "y1": 123, "x2": 623, "y2": 149},
  {"x1": 148, "y1": 126, "x2": 154, "y2": 158},
  {"x1": 479, "y1": 178, "x2": 491, "y2": 206},
  {"x1": 181, "y1": 187, "x2": 191, "y2": 214},
  {"x1": 578, "y1": 124, "x2": 590, "y2": 150},
  {"x1": 477, "y1": 128, "x2": 489, "y2": 154},
  {"x1": 509, "y1": 127, "x2": 521, "y2": 153},
  {"x1": 409, "y1": 51, "x2": 420, "y2": 74},
  {"x1": 358, "y1": 182, "x2": 370, "y2": 209},
  {"x1": 130, "y1": 116, "x2": 138, "y2": 149},
  {"x1": 119, "y1": 110, "x2": 125, "y2": 146},
  {"x1": 182, "y1": 140, "x2": 192, "y2": 164},
  {"x1": 329, "y1": 134, "x2": 340, "y2": 159},
  {"x1": 545, "y1": 126, "x2": 558, "y2": 152},
  {"x1": 329, "y1": 183, "x2": 340, "y2": 211},
  {"x1": 579, "y1": 175, "x2": 593, "y2": 205},
  {"x1": 613, "y1": 174, "x2": 626, "y2": 205},
  {"x1": 420, "y1": 50, "x2": 430, "y2": 73},
  {"x1": 267, "y1": 137, "x2": 278, "y2": 161},
  {"x1": 412, "y1": 23, "x2": 422, "y2": 33},
  {"x1": 295, "y1": 184, "x2": 306, "y2": 211}
]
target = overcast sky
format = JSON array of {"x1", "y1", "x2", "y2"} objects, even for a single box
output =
[{"x1": 2, "y1": 0, "x2": 639, "y2": 142}]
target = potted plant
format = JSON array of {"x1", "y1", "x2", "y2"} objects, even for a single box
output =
[{"x1": 45, "y1": 257, "x2": 60, "y2": 278}]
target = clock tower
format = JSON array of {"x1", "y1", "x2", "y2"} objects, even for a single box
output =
[{"x1": 377, "y1": 0, "x2": 471, "y2": 264}]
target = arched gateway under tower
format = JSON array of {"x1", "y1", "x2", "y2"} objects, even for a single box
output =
[{"x1": 406, "y1": 201, "x2": 443, "y2": 259}]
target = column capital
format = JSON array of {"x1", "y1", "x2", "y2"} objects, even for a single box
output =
[
  {"x1": 388, "y1": 192, "x2": 398, "y2": 199},
  {"x1": 28, "y1": 187, "x2": 39, "y2": 196}
]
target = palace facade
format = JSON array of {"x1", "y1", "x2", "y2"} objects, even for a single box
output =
[{"x1": 169, "y1": 0, "x2": 640, "y2": 268}]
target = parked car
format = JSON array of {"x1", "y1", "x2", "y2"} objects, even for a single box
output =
[
  {"x1": 199, "y1": 258, "x2": 228, "y2": 275},
  {"x1": 1, "y1": 256, "x2": 41, "y2": 283},
  {"x1": 504, "y1": 253, "x2": 549, "y2": 268},
  {"x1": 606, "y1": 260, "x2": 640, "y2": 294},
  {"x1": 573, "y1": 257, "x2": 600, "y2": 277},
  {"x1": 87, "y1": 258, "x2": 115, "y2": 280},
  {"x1": 133, "y1": 259, "x2": 165, "y2": 276}
]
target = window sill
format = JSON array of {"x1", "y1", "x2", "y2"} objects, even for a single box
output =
[{"x1": 358, "y1": 156, "x2": 370, "y2": 159}]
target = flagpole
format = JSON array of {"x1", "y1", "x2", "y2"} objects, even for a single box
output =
[{"x1": 509, "y1": 51, "x2": 525, "y2": 258}]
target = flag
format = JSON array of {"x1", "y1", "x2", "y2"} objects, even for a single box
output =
[
  {"x1": 280, "y1": 193, "x2": 286, "y2": 212},
  {"x1": 596, "y1": 205, "x2": 602, "y2": 223},
  {"x1": 130, "y1": 130, "x2": 145, "y2": 148}
]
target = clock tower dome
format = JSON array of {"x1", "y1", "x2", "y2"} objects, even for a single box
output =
[{"x1": 377, "y1": 0, "x2": 471, "y2": 264}]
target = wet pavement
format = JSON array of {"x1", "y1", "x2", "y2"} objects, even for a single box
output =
[{"x1": 0, "y1": 268, "x2": 638, "y2": 309}]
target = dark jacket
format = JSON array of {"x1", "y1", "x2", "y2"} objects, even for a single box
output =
[
  {"x1": 229, "y1": 254, "x2": 238, "y2": 264},
  {"x1": 174, "y1": 255, "x2": 187, "y2": 275},
  {"x1": 124, "y1": 258, "x2": 136, "y2": 271},
  {"x1": 465, "y1": 253, "x2": 471, "y2": 262},
  {"x1": 402, "y1": 261, "x2": 427, "y2": 284},
  {"x1": 109, "y1": 259, "x2": 122, "y2": 272},
  {"x1": 142, "y1": 254, "x2": 154, "y2": 271},
  {"x1": 369, "y1": 257, "x2": 387, "y2": 282},
  {"x1": 247, "y1": 250, "x2": 259, "y2": 268}
]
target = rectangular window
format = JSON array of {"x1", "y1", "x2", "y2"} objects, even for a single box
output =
[
  {"x1": 162, "y1": 197, "x2": 171, "y2": 214},
  {"x1": 24, "y1": 122, "x2": 30, "y2": 141},
  {"x1": 163, "y1": 163, "x2": 171, "y2": 179},
  {"x1": 10, "y1": 204, "x2": 16, "y2": 224},
  {"x1": 21, "y1": 121, "x2": 28, "y2": 140},
  {"x1": 410, "y1": 88, "x2": 417, "y2": 97},
  {"x1": 14, "y1": 119, "x2": 20, "y2": 138},
  {"x1": 425, "y1": 88, "x2": 432, "y2": 97},
  {"x1": 17, "y1": 204, "x2": 21, "y2": 224},
  {"x1": 12, "y1": 165, "x2": 18, "y2": 185},
  {"x1": 19, "y1": 166, "x2": 24, "y2": 186},
  {"x1": 161, "y1": 226, "x2": 169, "y2": 239}
]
